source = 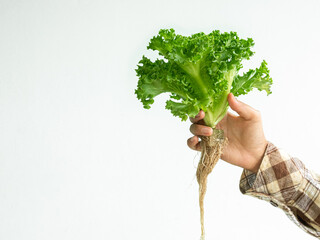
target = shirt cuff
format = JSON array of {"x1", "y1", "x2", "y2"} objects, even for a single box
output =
[
  {"x1": 239, "y1": 141, "x2": 320, "y2": 237},
  {"x1": 239, "y1": 141, "x2": 303, "y2": 202}
]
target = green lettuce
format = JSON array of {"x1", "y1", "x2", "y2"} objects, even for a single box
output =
[{"x1": 135, "y1": 29, "x2": 272, "y2": 128}]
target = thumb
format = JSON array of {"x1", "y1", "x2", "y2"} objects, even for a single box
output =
[{"x1": 228, "y1": 93, "x2": 258, "y2": 120}]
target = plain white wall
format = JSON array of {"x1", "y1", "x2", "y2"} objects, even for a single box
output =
[{"x1": 1, "y1": 0, "x2": 320, "y2": 239}]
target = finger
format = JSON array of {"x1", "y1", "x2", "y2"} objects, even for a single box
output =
[
  {"x1": 228, "y1": 93, "x2": 259, "y2": 120},
  {"x1": 187, "y1": 136, "x2": 202, "y2": 151},
  {"x1": 189, "y1": 123, "x2": 213, "y2": 136},
  {"x1": 189, "y1": 110, "x2": 205, "y2": 123}
]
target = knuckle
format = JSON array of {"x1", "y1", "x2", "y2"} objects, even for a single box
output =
[
  {"x1": 189, "y1": 124, "x2": 199, "y2": 134},
  {"x1": 252, "y1": 110, "x2": 261, "y2": 119},
  {"x1": 189, "y1": 124, "x2": 194, "y2": 133},
  {"x1": 187, "y1": 140, "x2": 191, "y2": 148},
  {"x1": 187, "y1": 141, "x2": 195, "y2": 150},
  {"x1": 187, "y1": 136, "x2": 199, "y2": 150}
]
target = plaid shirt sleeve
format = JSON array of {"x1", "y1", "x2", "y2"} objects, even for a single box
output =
[{"x1": 239, "y1": 141, "x2": 320, "y2": 238}]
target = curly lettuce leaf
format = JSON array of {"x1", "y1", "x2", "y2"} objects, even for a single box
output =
[
  {"x1": 135, "y1": 29, "x2": 272, "y2": 127},
  {"x1": 232, "y1": 60, "x2": 272, "y2": 96}
]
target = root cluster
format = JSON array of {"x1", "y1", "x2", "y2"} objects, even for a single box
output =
[{"x1": 196, "y1": 128, "x2": 227, "y2": 240}]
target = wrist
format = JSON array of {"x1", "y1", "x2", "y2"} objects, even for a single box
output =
[{"x1": 246, "y1": 140, "x2": 268, "y2": 173}]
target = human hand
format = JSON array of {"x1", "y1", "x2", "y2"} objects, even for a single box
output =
[{"x1": 187, "y1": 93, "x2": 268, "y2": 173}]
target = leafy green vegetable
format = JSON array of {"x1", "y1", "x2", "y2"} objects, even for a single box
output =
[{"x1": 135, "y1": 29, "x2": 272, "y2": 128}]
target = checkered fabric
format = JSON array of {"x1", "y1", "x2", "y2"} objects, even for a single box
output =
[{"x1": 239, "y1": 142, "x2": 320, "y2": 238}]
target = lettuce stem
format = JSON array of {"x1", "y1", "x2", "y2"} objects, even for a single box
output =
[{"x1": 203, "y1": 68, "x2": 236, "y2": 128}]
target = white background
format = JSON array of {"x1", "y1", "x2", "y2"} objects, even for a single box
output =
[{"x1": 1, "y1": 0, "x2": 320, "y2": 239}]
